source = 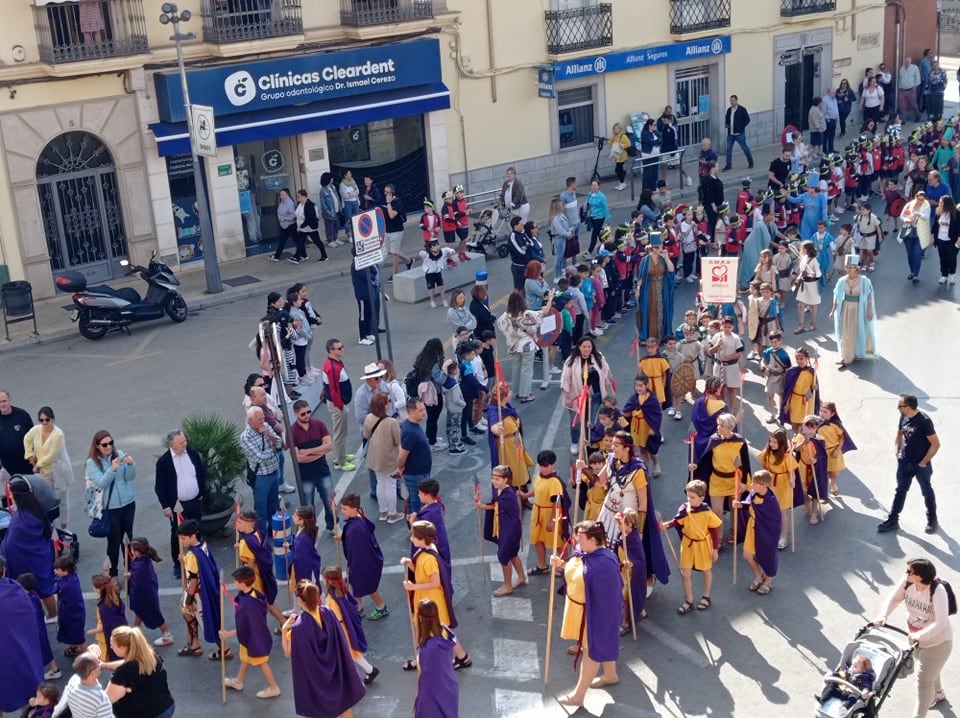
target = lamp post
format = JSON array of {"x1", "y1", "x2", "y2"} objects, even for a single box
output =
[{"x1": 159, "y1": 2, "x2": 222, "y2": 294}]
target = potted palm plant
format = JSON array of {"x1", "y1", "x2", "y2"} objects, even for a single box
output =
[{"x1": 177, "y1": 411, "x2": 246, "y2": 537}]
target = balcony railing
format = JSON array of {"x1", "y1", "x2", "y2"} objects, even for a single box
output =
[
  {"x1": 780, "y1": 0, "x2": 837, "y2": 17},
  {"x1": 201, "y1": 0, "x2": 302, "y2": 43},
  {"x1": 34, "y1": 0, "x2": 148, "y2": 64},
  {"x1": 340, "y1": 0, "x2": 434, "y2": 27},
  {"x1": 669, "y1": 0, "x2": 731, "y2": 34},
  {"x1": 544, "y1": 3, "x2": 613, "y2": 55}
]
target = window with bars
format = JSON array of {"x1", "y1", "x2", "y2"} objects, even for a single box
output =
[
  {"x1": 669, "y1": 0, "x2": 731, "y2": 34},
  {"x1": 544, "y1": 3, "x2": 612, "y2": 55},
  {"x1": 558, "y1": 86, "x2": 595, "y2": 150},
  {"x1": 780, "y1": 0, "x2": 837, "y2": 17}
]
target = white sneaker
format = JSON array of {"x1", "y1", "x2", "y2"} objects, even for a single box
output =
[
  {"x1": 950, "y1": 274, "x2": 957, "y2": 285},
  {"x1": 364, "y1": 335, "x2": 376, "y2": 342},
  {"x1": 257, "y1": 686, "x2": 281, "y2": 699},
  {"x1": 777, "y1": 537, "x2": 788, "y2": 550},
  {"x1": 673, "y1": 411, "x2": 682, "y2": 421},
  {"x1": 224, "y1": 677, "x2": 244, "y2": 691},
  {"x1": 279, "y1": 483, "x2": 297, "y2": 494},
  {"x1": 615, "y1": 182, "x2": 627, "y2": 191},
  {"x1": 476, "y1": 420, "x2": 488, "y2": 430},
  {"x1": 442, "y1": 300, "x2": 449, "y2": 307},
  {"x1": 540, "y1": 380, "x2": 549, "y2": 390},
  {"x1": 686, "y1": 275, "x2": 697, "y2": 283},
  {"x1": 154, "y1": 632, "x2": 174, "y2": 647},
  {"x1": 666, "y1": 407, "x2": 676, "y2": 417},
  {"x1": 939, "y1": 276, "x2": 947, "y2": 284},
  {"x1": 685, "y1": 176, "x2": 693, "y2": 187},
  {"x1": 430, "y1": 300, "x2": 437, "y2": 308},
  {"x1": 593, "y1": 328, "x2": 604, "y2": 336},
  {"x1": 550, "y1": 367, "x2": 562, "y2": 374},
  {"x1": 44, "y1": 615, "x2": 58, "y2": 625},
  {"x1": 359, "y1": 337, "x2": 374, "y2": 345},
  {"x1": 570, "y1": 443, "x2": 579, "y2": 455},
  {"x1": 929, "y1": 690, "x2": 946, "y2": 709}
]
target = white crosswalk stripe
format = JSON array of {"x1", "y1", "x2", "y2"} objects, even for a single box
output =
[
  {"x1": 491, "y1": 595, "x2": 533, "y2": 622},
  {"x1": 493, "y1": 688, "x2": 544, "y2": 716},
  {"x1": 492, "y1": 637, "x2": 540, "y2": 681}
]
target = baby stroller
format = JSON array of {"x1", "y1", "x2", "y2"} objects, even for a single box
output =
[
  {"x1": 814, "y1": 623, "x2": 916, "y2": 718},
  {"x1": 467, "y1": 205, "x2": 511, "y2": 258}
]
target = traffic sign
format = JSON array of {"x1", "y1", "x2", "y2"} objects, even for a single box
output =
[
  {"x1": 190, "y1": 104, "x2": 217, "y2": 158},
  {"x1": 352, "y1": 208, "x2": 386, "y2": 250},
  {"x1": 353, "y1": 248, "x2": 383, "y2": 270}
]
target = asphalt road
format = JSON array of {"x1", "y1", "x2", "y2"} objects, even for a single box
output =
[{"x1": 1, "y1": 199, "x2": 958, "y2": 718}]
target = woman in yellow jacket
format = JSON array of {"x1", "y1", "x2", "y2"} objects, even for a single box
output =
[
  {"x1": 609, "y1": 122, "x2": 633, "y2": 191},
  {"x1": 23, "y1": 405, "x2": 74, "y2": 528}
]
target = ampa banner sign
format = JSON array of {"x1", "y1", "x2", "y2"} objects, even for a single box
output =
[{"x1": 700, "y1": 257, "x2": 739, "y2": 303}]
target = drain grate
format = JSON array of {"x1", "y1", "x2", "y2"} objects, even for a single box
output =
[{"x1": 222, "y1": 275, "x2": 261, "y2": 287}]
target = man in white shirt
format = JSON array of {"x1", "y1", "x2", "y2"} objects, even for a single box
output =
[
  {"x1": 822, "y1": 88, "x2": 839, "y2": 154},
  {"x1": 898, "y1": 56, "x2": 922, "y2": 122},
  {"x1": 154, "y1": 430, "x2": 206, "y2": 578}
]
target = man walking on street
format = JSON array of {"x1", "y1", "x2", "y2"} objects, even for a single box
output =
[
  {"x1": 322, "y1": 338, "x2": 356, "y2": 471},
  {"x1": 878, "y1": 395, "x2": 940, "y2": 535},
  {"x1": 154, "y1": 430, "x2": 206, "y2": 579},
  {"x1": 898, "y1": 56, "x2": 922, "y2": 123},
  {"x1": 822, "y1": 88, "x2": 839, "y2": 154},
  {"x1": 723, "y1": 95, "x2": 754, "y2": 171},
  {"x1": 241, "y1": 406, "x2": 282, "y2": 538},
  {"x1": 383, "y1": 184, "x2": 413, "y2": 283}
]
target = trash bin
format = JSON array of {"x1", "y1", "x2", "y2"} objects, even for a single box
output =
[{"x1": 2, "y1": 281, "x2": 33, "y2": 317}]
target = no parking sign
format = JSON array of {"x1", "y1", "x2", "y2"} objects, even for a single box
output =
[{"x1": 352, "y1": 208, "x2": 385, "y2": 269}]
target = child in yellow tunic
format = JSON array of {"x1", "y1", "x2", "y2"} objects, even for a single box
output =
[
  {"x1": 782, "y1": 348, "x2": 818, "y2": 431},
  {"x1": 757, "y1": 428, "x2": 799, "y2": 549},
  {"x1": 583, "y1": 452, "x2": 607, "y2": 522},
  {"x1": 235, "y1": 510, "x2": 287, "y2": 628},
  {"x1": 662, "y1": 480, "x2": 722, "y2": 615},
  {"x1": 528, "y1": 450, "x2": 565, "y2": 574},
  {"x1": 491, "y1": 412, "x2": 534, "y2": 492},
  {"x1": 638, "y1": 338, "x2": 671, "y2": 406},
  {"x1": 558, "y1": 554, "x2": 585, "y2": 656},
  {"x1": 323, "y1": 566, "x2": 378, "y2": 685},
  {"x1": 818, "y1": 401, "x2": 853, "y2": 496}
]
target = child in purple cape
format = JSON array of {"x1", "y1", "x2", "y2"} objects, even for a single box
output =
[
  {"x1": 615, "y1": 509, "x2": 648, "y2": 629},
  {"x1": 89, "y1": 573, "x2": 127, "y2": 661},
  {"x1": 409, "y1": 478, "x2": 451, "y2": 567},
  {"x1": 0, "y1": 557, "x2": 44, "y2": 713},
  {"x1": 127, "y1": 537, "x2": 174, "y2": 647},
  {"x1": 25, "y1": 682, "x2": 60, "y2": 718},
  {"x1": 176, "y1": 519, "x2": 226, "y2": 659},
  {"x1": 338, "y1": 494, "x2": 387, "y2": 617},
  {"x1": 282, "y1": 580, "x2": 365, "y2": 718},
  {"x1": 53, "y1": 555, "x2": 86, "y2": 657},
  {"x1": 413, "y1": 598, "x2": 459, "y2": 718},
  {"x1": 323, "y1": 566, "x2": 378, "y2": 685},
  {"x1": 291, "y1": 506, "x2": 323, "y2": 585},
  {"x1": 236, "y1": 509, "x2": 287, "y2": 628},
  {"x1": 475, "y1": 464, "x2": 524, "y2": 597},
  {"x1": 221, "y1": 565, "x2": 281, "y2": 699},
  {"x1": 734, "y1": 470, "x2": 782, "y2": 595},
  {"x1": 18, "y1": 572, "x2": 60, "y2": 680}
]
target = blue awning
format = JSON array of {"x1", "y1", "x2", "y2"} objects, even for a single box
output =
[{"x1": 148, "y1": 82, "x2": 450, "y2": 157}]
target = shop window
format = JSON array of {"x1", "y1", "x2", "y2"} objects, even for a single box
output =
[{"x1": 558, "y1": 86, "x2": 595, "y2": 149}]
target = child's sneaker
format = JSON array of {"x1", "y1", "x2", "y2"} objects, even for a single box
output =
[
  {"x1": 448, "y1": 446, "x2": 467, "y2": 455},
  {"x1": 364, "y1": 666, "x2": 380, "y2": 685},
  {"x1": 666, "y1": 407, "x2": 676, "y2": 417},
  {"x1": 154, "y1": 632, "x2": 174, "y2": 647},
  {"x1": 673, "y1": 410, "x2": 682, "y2": 421},
  {"x1": 929, "y1": 691, "x2": 947, "y2": 709},
  {"x1": 430, "y1": 300, "x2": 437, "y2": 308},
  {"x1": 366, "y1": 606, "x2": 390, "y2": 620},
  {"x1": 223, "y1": 677, "x2": 244, "y2": 691},
  {"x1": 256, "y1": 686, "x2": 281, "y2": 699}
]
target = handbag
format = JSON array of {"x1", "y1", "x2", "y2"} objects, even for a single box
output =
[
  {"x1": 899, "y1": 224, "x2": 918, "y2": 242},
  {"x1": 87, "y1": 480, "x2": 115, "y2": 538}
]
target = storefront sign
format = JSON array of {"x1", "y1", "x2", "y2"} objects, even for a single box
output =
[
  {"x1": 155, "y1": 39, "x2": 443, "y2": 123},
  {"x1": 538, "y1": 67, "x2": 555, "y2": 98},
  {"x1": 261, "y1": 149, "x2": 284, "y2": 174},
  {"x1": 217, "y1": 164, "x2": 233, "y2": 177},
  {"x1": 552, "y1": 36, "x2": 731, "y2": 81}
]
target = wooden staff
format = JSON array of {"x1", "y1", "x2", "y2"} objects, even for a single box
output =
[
  {"x1": 571, "y1": 382, "x2": 589, "y2": 531},
  {"x1": 473, "y1": 475, "x2": 486, "y2": 583},
  {"x1": 791, "y1": 494, "x2": 796, "y2": 553},
  {"x1": 810, "y1": 451, "x2": 824, "y2": 523},
  {"x1": 625, "y1": 559, "x2": 637, "y2": 642},
  {"x1": 543, "y1": 496, "x2": 562, "y2": 685},
  {"x1": 178, "y1": 513, "x2": 187, "y2": 594},
  {"x1": 404, "y1": 575, "x2": 420, "y2": 673},
  {"x1": 234, "y1": 495, "x2": 242, "y2": 569},
  {"x1": 492, "y1": 345, "x2": 506, "y2": 464},
  {"x1": 331, "y1": 498, "x2": 343, "y2": 570},
  {"x1": 659, "y1": 513, "x2": 682, "y2": 570},
  {"x1": 732, "y1": 467, "x2": 741, "y2": 586},
  {"x1": 219, "y1": 569, "x2": 227, "y2": 704},
  {"x1": 686, "y1": 431, "x2": 696, "y2": 483},
  {"x1": 123, "y1": 541, "x2": 131, "y2": 599}
]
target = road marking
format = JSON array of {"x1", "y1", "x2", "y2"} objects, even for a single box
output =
[
  {"x1": 491, "y1": 596, "x2": 534, "y2": 622},
  {"x1": 493, "y1": 688, "x2": 544, "y2": 717},
  {"x1": 492, "y1": 638, "x2": 540, "y2": 681},
  {"x1": 104, "y1": 328, "x2": 162, "y2": 366}
]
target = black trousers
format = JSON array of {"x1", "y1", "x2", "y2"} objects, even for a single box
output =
[
  {"x1": 168, "y1": 497, "x2": 204, "y2": 569},
  {"x1": 105, "y1": 501, "x2": 136, "y2": 577},
  {"x1": 272, "y1": 223, "x2": 299, "y2": 258}
]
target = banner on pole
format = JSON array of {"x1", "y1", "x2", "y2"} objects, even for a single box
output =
[{"x1": 700, "y1": 257, "x2": 739, "y2": 303}]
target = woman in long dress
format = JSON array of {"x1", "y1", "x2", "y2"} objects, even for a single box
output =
[
  {"x1": 828, "y1": 254, "x2": 877, "y2": 368},
  {"x1": 23, "y1": 405, "x2": 74, "y2": 529},
  {"x1": 635, "y1": 238, "x2": 676, "y2": 341},
  {"x1": 793, "y1": 240, "x2": 822, "y2": 333}
]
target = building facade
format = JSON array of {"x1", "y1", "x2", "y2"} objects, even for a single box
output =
[{"x1": 0, "y1": 1, "x2": 900, "y2": 298}]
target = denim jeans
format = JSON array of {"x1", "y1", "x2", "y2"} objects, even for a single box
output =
[
  {"x1": 404, "y1": 473, "x2": 430, "y2": 515},
  {"x1": 725, "y1": 132, "x2": 754, "y2": 167},
  {"x1": 253, "y1": 471, "x2": 280, "y2": 537},
  {"x1": 569, "y1": 390, "x2": 602, "y2": 445},
  {"x1": 157, "y1": 704, "x2": 175, "y2": 718},
  {"x1": 299, "y1": 469, "x2": 334, "y2": 530},
  {"x1": 903, "y1": 235, "x2": 924, "y2": 277},
  {"x1": 890, "y1": 459, "x2": 937, "y2": 521},
  {"x1": 553, "y1": 233, "x2": 567, "y2": 279}
]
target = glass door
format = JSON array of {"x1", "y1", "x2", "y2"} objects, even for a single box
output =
[{"x1": 234, "y1": 136, "x2": 299, "y2": 256}]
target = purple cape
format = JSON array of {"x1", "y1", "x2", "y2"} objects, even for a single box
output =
[
  {"x1": 739, "y1": 490, "x2": 782, "y2": 577},
  {"x1": 623, "y1": 530, "x2": 647, "y2": 620},
  {"x1": 414, "y1": 632, "x2": 459, "y2": 718},
  {"x1": 290, "y1": 606, "x2": 365, "y2": 717},
  {"x1": 234, "y1": 589, "x2": 273, "y2": 659},
  {"x1": 779, "y1": 366, "x2": 821, "y2": 424},
  {"x1": 292, "y1": 530, "x2": 322, "y2": 584},
  {"x1": 483, "y1": 485, "x2": 521, "y2": 565},
  {"x1": 794, "y1": 436, "x2": 830, "y2": 503},
  {"x1": 188, "y1": 542, "x2": 222, "y2": 645},
  {"x1": 241, "y1": 530, "x2": 278, "y2": 605},
  {"x1": 29, "y1": 590, "x2": 54, "y2": 666},
  {"x1": 129, "y1": 556, "x2": 165, "y2": 630},
  {"x1": 55, "y1": 572, "x2": 87, "y2": 645},
  {"x1": 623, "y1": 391, "x2": 663, "y2": 453},
  {"x1": 1, "y1": 510, "x2": 55, "y2": 597},
  {"x1": 409, "y1": 546, "x2": 458, "y2": 629},
  {"x1": 693, "y1": 433, "x2": 753, "y2": 495},
  {"x1": 642, "y1": 480, "x2": 671, "y2": 585},
  {"x1": 0, "y1": 577, "x2": 43, "y2": 711},
  {"x1": 824, "y1": 416, "x2": 858, "y2": 452},
  {"x1": 341, "y1": 515, "x2": 384, "y2": 598},
  {"x1": 331, "y1": 592, "x2": 367, "y2": 653},
  {"x1": 417, "y1": 502, "x2": 451, "y2": 566},
  {"x1": 98, "y1": 597, "x2": 128, "y2": 661},
  {"x1": 690, "y1": 397, "x2": 727, "y2": 461},
  {"x1": 485, "y1": 402, "x2": 520, "y2": 466},
  {"x1": 583, "y1": 548, "x2": 623, "y2": 662}
]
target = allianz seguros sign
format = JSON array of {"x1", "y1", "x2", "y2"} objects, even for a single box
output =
[
  {"x1": 552, "y1": 36, "x2": 731, "y2": 80},
  {"x1": 154, "y1": 38, "x2": 443, "y2": 124}
]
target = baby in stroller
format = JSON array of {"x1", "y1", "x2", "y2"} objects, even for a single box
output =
[{"x1": 820, "y1": 653, "x2": 875, "y2": 708}]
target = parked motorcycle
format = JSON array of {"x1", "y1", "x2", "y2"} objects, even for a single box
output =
[{"x1": 55, "y1": 251, "x2": 188, "y2": 340}]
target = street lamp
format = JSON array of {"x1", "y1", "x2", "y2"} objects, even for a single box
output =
[{"x1": 159, "y1": 2, "x2": 222, "y2": 294}]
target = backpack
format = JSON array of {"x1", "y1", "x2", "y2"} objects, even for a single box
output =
[
  {"x1": 932, "y1": 578, "x2": 958, "y2": 616},
  {"x1": 404, "y1": 368, "x2": 419, "y2": 399}
]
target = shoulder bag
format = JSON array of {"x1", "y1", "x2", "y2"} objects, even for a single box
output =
[{"x1": 87, "y1": 479, "x2": 115, "y2": 538}]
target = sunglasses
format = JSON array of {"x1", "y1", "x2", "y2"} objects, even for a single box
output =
[
  {"x1": 99, "y1": 440, "x2": 114, "y2": 448},
  {"x1": 38, "y1": 417, "x2": 52, "y2": 423},
  {"x1": 298, "y1": 410, "x2": 312, "y2": 418}
]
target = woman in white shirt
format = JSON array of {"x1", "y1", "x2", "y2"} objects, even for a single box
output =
[
  {"x1": 900, "y1": 189, "x2": 932, "y2": 284},
  {"x1": 874, "y1": 557, "x2": 953, "y2": 716},
  {"x1": 859, "y1": 76, "x2": 884, "y2": 124},
  {"x1": 496, "y1": 290, "x2": 553, "y2": 402}
]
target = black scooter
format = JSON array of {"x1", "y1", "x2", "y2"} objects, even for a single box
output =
[{"x1": 55, "y1": 251, "x2": 188, "y2": 340}]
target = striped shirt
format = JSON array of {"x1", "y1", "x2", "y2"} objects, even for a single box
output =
[{"x1": 60, "y1": 676, "x2": 113, "y2": 718}]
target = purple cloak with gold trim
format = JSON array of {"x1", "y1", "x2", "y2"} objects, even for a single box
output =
[
  {"x1": 290, "y1": 606, "x2": 365, "y2": 718},
  {"x1": 234, "y1": 588, "x2": 273, "y2": 659},
  {"x1": 129, "y1": 555, "x2": 165, "y2": 630},
  {"x1": 341, "y1": 515, "x2": 384, "y2": 598},
  {"x1": 240, "y1": 530, "x2": 278, "y2": 605}
]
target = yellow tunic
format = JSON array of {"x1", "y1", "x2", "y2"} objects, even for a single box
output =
[
  {"x1": 707, "y1": 440, "x2": 746, "y2": 498},
  {"x1": 627, "y1": 393, "x2": 655, "y2": 448},
  {"x1": 743, "y1": 492, "x2": 772, "y2": 555},
  {"x1": 529, "y1": 474, "x2": 564, "y2": 546},
  {"x1": 497, "y1": 415, "x2": 533, "y2": 488},
  {"x1": 786, "y1": 369, "x2": 816, "y2": 425},
  {"x1": 413, "y1": 550, "x2": 449, "y2": 626},
  {"x1": 674, "y1": 506, "x2": 723, "y2": 570},
  {"x1": 325, "y1": 595, "x2": 362, "y2": 660},
  {"x1": 818, "y1": 422, "x2": 847, "y2": 473},
  {"x1": 238, "y1": 539, "x2": 268, "y2": 597},
  {"x1": 584, "y1": 482, "x2": 605, "y2": 521},
  {"x1": 758, "y1": 448, "x2": 797, "y2": 510},
  {"x1": 796, "y1": 440, "x2": 820, "y2": 494},
  {"x1": 638, "y1": 356, "x2": 670, "y2": 404},
  {"x1": 560, "y1": 556, "x2": 585, "y2": 642}
]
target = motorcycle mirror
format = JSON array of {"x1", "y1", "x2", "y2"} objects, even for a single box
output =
[{"x1": 120, "y1": 260, "x2": 130, "y2": 267}]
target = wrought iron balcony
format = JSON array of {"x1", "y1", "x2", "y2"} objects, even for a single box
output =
[
  {"x1": 34, "y1": 0, "x2": 148, "y2": 64},
  {"x1": 201, "y1": 0, "x2": 303, "y2": 44},
  {"x1": 545, "y1": 3, "x2": 612, "y2": 55},
  {"x1": 669, "y1": 0, "x2": 731, "y2": 34},
  {"x1": 340, "y1": 0, "x2": 434, "y2": 27},
  {"x1": 780, "y1": 0, "x2": 837, "y2": 17}
]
